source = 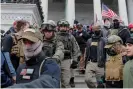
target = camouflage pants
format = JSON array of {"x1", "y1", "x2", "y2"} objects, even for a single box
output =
[
  {"x1": 61, "y1": 59, "x2": 71, "y2": 88},
  {"x1": 85, "y1": 61, "x2": 104, "y2": 88}
]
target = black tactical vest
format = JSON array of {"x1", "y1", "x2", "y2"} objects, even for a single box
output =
[{"x1": 16, "y1": 55, "x2": 45, "y2": 84}]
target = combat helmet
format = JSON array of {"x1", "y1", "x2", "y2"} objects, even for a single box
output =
[
  {"x1": 105, "y1": 35, "x2": 123, "y2": 48},
  {"x1": 57, "y1": 20, "x2": 70, "y2": 27},
  {"x1": 41, "y1": 20, "x2": 56, "y2": 31}
]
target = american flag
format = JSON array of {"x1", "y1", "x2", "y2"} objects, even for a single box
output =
[{"x1": 102, "y1": 3, "x2": 118, "y2": 18}]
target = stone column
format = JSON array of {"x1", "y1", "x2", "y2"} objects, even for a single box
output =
[
  {"x1": 118, "y1": 0, "x2": 128, "y2": 25},
  {"x1": 93, "y1": 0, "x2": 102, "y2": 22},
  {"x1": 65, "y1": 0, "x2": 75, "y2": 26},
  {"x1": 127, "y1": 0, "x2": 133, "y2": 23},
  {"x1": 40, "y1": 0, "x2": 48, "y2": 22}
]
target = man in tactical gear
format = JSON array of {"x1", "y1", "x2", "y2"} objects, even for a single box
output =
[
  {"x1": 85, "y1": 23, "x2": 106, "y2": 88},
  {"x1": 56, "y1": 20, "x2": 81, "y2": 88},
  {"x1": 2, "y1": 20, "x2": 29, "y2": 70},
  {"x1": 109, "y1": 16, "x2": 130, "y2": 44},
  {"x1": 105, "y1": 35, "x2": 124, "y2": 88},
  {"x1": 9, "y1": 28, "x2": 61, "y2": 88},
  {"x1": 40, "y1": 20, "x2": 64, "y2": 64}
]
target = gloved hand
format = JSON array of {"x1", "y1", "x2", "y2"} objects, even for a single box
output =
[{"x1": 70, "y1": 60, "x2": 78, "y2": 69}]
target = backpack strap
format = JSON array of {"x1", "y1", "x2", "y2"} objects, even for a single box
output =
[
  {"x1": 39, "y1": 57, "x2": 51, "y2": 77},
  {"x1": 11, "y1": 34, "x2": 17, "y2": 45}
]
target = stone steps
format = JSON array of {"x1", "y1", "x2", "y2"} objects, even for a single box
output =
[{"x1": 73, "y1": 69, "x2": 88, "y2": 88}]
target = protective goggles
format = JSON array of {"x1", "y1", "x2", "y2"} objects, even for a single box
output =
[
  {"x1": 41, "y1": 24, "x2": 55, "y2": 31},
  {"x1": 58, "y1": 24, "x2": 69, "y2": 27}
]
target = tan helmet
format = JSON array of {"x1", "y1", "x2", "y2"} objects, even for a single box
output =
[{"x1": 105, "y1": 35, "x2": 123, "y2": 48}]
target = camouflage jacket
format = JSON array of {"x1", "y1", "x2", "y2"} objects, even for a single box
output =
[
  {"x1": 56, "y1": 32, "x2": 81, "y2": 61},
  {"x1": 43, "y1": 35, "x2": 64, "y2": 63}
]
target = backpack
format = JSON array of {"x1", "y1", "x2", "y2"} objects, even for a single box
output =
[
  {"x1": 11, "y1": 33, "x2": 24, "y2": 64},
  {"x1": 105, "y1": 54, "x2": 124, "y2": 81},
  {"x1": 39, "y1": 57, "x2": 60, "y2": 88}
]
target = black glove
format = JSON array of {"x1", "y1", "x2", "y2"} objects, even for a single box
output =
[
  {"x1": 97, "y1": 60, "x2": 105, "y2": 68},
  {"x1": 70, "y1": 60, "x2": 78, "y2": 69}
]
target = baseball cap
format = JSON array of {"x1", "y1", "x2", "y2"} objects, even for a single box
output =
[{"x1": 21, "y1": 28, "x2": 43, "y2": 43}]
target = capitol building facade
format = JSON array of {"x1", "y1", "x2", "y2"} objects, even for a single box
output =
[{"x1": 1, "y1": 0, "x2": 133, "y2": 31}]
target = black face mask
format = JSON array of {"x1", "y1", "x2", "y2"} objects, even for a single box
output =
[
  {"x1": 106, "y1": 48, "x2": 117, "y2": 56},
  {"x1": 113, "y1": 22, "x2": 120, "y2": 29},
  {"x1": 94, "y1": 30, "x2": 101, "y2": 36}
]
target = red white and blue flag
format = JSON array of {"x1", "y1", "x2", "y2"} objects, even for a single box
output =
[{"x1": 102, "y1": 3, "x2": 118, "y2": 18}]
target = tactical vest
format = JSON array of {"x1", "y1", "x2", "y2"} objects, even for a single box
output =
[
  {"x1": 42, "y1": 40, "x2": 56, "y2": 57},
  {"x1": 109, "y1": 29, "x2": 119, "y2": 36},
  {"x1": 105, "y1": 54, "x2": 124, "y2": 81},
  {"x1": 16, "y1": 58, "x2": 46, "y2": 84},
  {"x1": 11, "y1": 33, "x2": 24, "y2": 64},
  {"x1": 57, "y1": 33, "x2": 72, "y2": 58}
]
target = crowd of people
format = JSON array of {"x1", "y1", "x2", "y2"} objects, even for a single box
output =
[{"x1": 1, "y1": 16, "x2": 133, "y2": 88}]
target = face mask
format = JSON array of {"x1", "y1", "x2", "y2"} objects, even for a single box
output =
[
  {"x1": 94, "y1": 30, "x2": 101, "y2": 36},
  {"x1": 104, "y1": 22, "x2": 111, "y2": 28},
  {"x1": 23, "y1": 41, "x2": 43, "y2": 60},
  {"x1": 106, "y1": 48, "x2": 117, "y2": 56},
  {"x1": 113, "y1": 22, "x2": 120, "y2": 29}
]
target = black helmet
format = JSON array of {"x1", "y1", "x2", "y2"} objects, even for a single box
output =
[
  {"x1": 57, "y1": 20, "x2": 70, "y2": 27},
  {"x1": 41, "y1": 20, "x2": 56, "y2": 31}
]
